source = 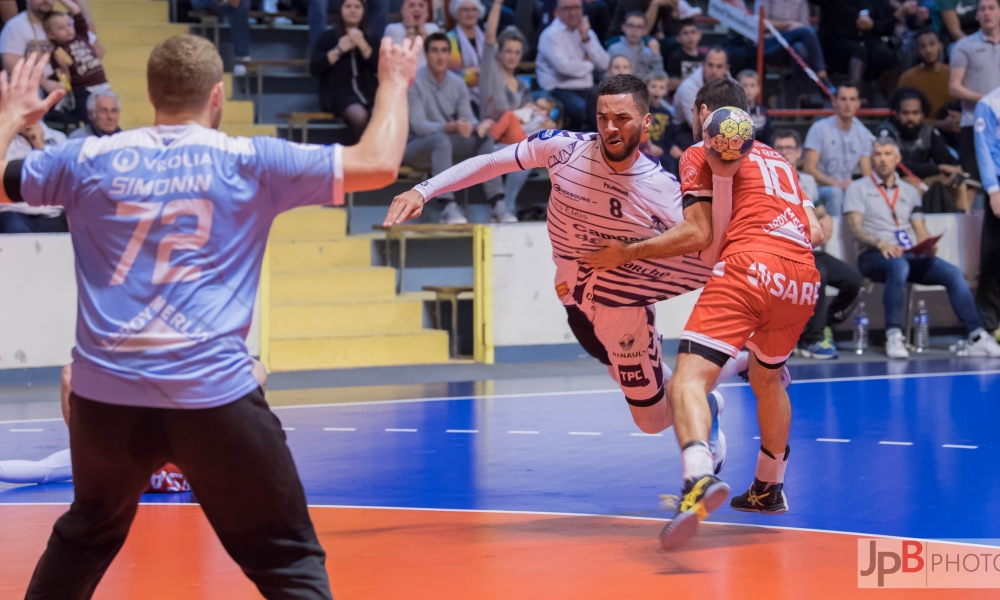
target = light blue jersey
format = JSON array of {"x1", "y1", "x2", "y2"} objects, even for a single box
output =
[
  {"x1": 974, "y1": 86, "x2": 1000, "y2": 196},
  {"x1": 20, "y1": 124, "x2": 344, "y2": 409}
]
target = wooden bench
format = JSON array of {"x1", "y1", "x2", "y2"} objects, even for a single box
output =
[
  {"x1": 248, "y1": 10, "x2": 305, "y2": 26},
  {"x1": 188, "y1": 11, "x2": 220, "y2": 48},
  {"x1": 372, "y1": 223, "x2": 476, "y2": 292},
  {"x1": 278, "y1": 112, "x2": 344, "y2": 144},
  {"x1": 423, "y1": 285, "x2": 475, "y2": 358},
  {"x1": 236, "y1": 59, "x2": 311, "y2": 122}
]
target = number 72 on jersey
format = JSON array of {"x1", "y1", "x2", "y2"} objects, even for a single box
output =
[{"x1": 110, "y1": 200, "x2": 214, "y2": 286}]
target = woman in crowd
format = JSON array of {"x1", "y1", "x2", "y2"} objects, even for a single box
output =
[
  {"x1": 448, "y1": 0, "x2": 487, "y2": 106},
  {"x1": 310, "y1": 0, "x2": 380, "y2": 139},
  {"x1": 383, "y1": 0, "x2": 441, "y2": 67}
]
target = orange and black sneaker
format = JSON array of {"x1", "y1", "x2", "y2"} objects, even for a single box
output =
[
  {"x1": 658, "y1": 475, "x2": 730, "y2": 551},
  {"x1": 730, "y1": 477, "x2": 789, "y2": 514}
]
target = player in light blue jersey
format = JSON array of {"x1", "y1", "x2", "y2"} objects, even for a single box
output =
[
  {"x1": 974, "y1": 85, "x2": 1000, "y2": 337},
  {"x1": 0, "y1": 35, "x2": 420, "y2": 599}
]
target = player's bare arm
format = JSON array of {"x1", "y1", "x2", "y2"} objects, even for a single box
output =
[
  {"x1": 846, "y1": 211, "x2": 903, "y2": 258},
  {"x1": 342, "y1": 37, "x2": 421, "y2": 194},
  {"x1": 0, "y1": 53, "x2": 65, "y2": 204},
  {"x1": 804, "y1": 204, "x2": 825, "y2": 246}
]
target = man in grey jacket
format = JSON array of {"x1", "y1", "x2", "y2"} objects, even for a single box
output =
[{"x1": 405, "y1": 32, "x2": 506, "y2": 224}]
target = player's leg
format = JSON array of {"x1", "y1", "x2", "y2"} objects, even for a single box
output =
[
  {"x1": 165, "y1": 387, "x2": 332, "y2": 599},
  {"x1": 26, "y1": 395, "x2": 167, "y2": 599}
]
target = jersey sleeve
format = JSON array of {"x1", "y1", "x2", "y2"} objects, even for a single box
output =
[
  {"x1": 20, "y1": 139, "x2": 87, "y2": 210},
  {"x1": 253, "y1": 137, "x2": 343, "y2": 213},
  {"x1": 974, "y1": 99, "x2": 1000, "y2": 195},
  {"x1": 678, "y1": 145, "x2": 713, "y2": 200},
  {"x1": 513, "y1": 130, "x2": 580, "y2": 170}
]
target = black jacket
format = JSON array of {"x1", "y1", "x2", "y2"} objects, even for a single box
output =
[
  {"x1": 876, "y1": 118, "x2": 959, "y2": 179},
  {"x1": 817, "y1": 0, "x2": 896, "y2": 42},
  {"x1": 310, "y1": 28, "x2": 380, "y2": 114}
]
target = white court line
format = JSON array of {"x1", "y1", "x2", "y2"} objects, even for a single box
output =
[
  {"x1": 630, "y1": 433, "x2": 662, "y2": 437},
  {"x1": 752, "y1": 436, "x2": 760, "y2": 440},
  {"x1": 878, "y1": 441, "x2": 913, "y2": 446},
  {"x1": 943, "y1": 444, "x2": 978, "y2": 449},
  {"x1": 323, "y1": 427, "x2": 356, "y2": 432},
  {"x1": 446, "y1": 429, "x2": 478, "y2": 434},
  {"x1": 568, "y1": 432, "x2": 601, "y2": 436},
  {"x1": 385, "y1": 428, "x2": 417, "y2": 433},
  {"x1": 816, "y1": 438, "x2": 851, "y2": 443},
  {"x1": 282, "y1": 427, "x2": 295, "y2": 431},
  {"x1": 9, "y1": 428, "x2": 43, "y2": 433},
  {"x1": 508, "y1": 430, "x2": 540, "y2": 435},
  {"x1": 0, "y1": 418, "x2": 63, "y2": 425}
]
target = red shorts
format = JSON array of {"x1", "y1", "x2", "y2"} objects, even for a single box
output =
[{"x1": 681, "y1": 251, "x2": 820, "y2": 365}]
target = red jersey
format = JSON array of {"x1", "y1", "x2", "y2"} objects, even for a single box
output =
[{"x1": 679, "y1": 141, "x2": 815, "y2": 264}]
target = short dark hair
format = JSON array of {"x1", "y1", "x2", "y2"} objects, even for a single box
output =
[
  {"x1": 42, "y1": 10, "x2": 69, "y2": 30},
  {"x1": 624, "y1": 10, "x2": 646, "y2": 22},
  {"x1": 890, "y1": 86, "x2": 932, "y2": 116},
  {"x1": 677, "y1": 18, "x2": 698, "y2": 30},
  {"x1": 597, "y1": 74, "x2": 649, "y2": 115},
  {"x1": 916, "y1": 28, "x2": 940, "y2": 42},
  {"x1": 706, "y1": 45, "x2": 728, "y2": 61},
  {"x1": 693, "y1": 78, "x2": 748, "y2": 115},
  {"x1": 773, "y1": 128, "x2": 802, "y2": 148},
  {"x1": 424, "y1": 31, "x2": 450, "y2": 54},
  {"x1": 836, "y1": 83, "x2": 859, "y2": 98}
]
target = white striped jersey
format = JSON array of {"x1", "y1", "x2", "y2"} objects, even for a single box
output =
[{"x1": 414, "y1": 129, "x2": 713, "y2": 307}]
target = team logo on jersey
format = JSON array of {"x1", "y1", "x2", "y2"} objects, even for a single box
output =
[
  {"x1": 976, "y1": 117, "x2": 987, "y2": 133},
  {"x1": 746, "y1": 262, "x2": 820, "y2": 306},
  {"x1": 603, "y1": 181, "x2": 629, "y2": 197},
  {"x1": 111, "y1": 148, "x2": 140, "y2": 173},
  {"x1": 539, "y1": 129, "x2": 562, "y2": 140},
  {"x1": 618, "y1": 364, "x2": 650, "y2": 388},
  {"x1": 681, "y1": 165, "x2": 698, "y2": 186},
  {"x1": 619, "y1": 334, "x2": 635, "y2": 351},
  {"x1": 555, "y1": 281, "x2": 570, "y2": 298},
  {"x1": 548, "y1": 142, "x2": 578, "y2": 168},
  {"x1": 552, "y1": 183, "x2": 590, "y2": 203}
]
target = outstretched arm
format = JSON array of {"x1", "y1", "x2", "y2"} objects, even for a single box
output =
[{"x1": 342, "y1": 37, "x2": 421, "y2": 193}]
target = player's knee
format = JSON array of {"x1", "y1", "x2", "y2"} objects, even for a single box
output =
[
  {"x1": 627, "y1": 389, "x2": 671, "y2": 434},
  {"x1": 886, "y1": 258, "x2": 910, "y2": 283}
]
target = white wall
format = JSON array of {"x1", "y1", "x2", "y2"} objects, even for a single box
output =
[{"x1": 0, "y1": 233, "x2": 260, "y2": 370}]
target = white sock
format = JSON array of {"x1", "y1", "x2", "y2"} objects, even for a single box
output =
[
  {"x1": 0, "y1": 449, "x2": 72, "y2": 484},
  {"x1": 682, "y1": 441, "x2": 714, "y2": 482},
  {"x1": 713, "y1": 351, "x2": 747, "y2": 389},
  {"x1": 754, "y1": 445, "x2": 789, "y2": 484},
  {"x1": 887, "y1": 327, "x2": 903, "y2": 339}
]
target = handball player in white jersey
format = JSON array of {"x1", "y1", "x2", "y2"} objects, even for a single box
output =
[
  {"x1": 385, "y1": 75, "x2": 760, "y2": 475},
  {"x1": 0, "y1": 34, "x2": 420, "y2": 599}
]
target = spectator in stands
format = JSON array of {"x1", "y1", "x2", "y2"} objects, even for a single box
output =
[
  {"x1": 536, "y1": 0, "x2": 609, "y2": 130},
  {"x1": 893, "y1": 0, "x2": 933, "y2": 69},
  {"x1": 606, "y1": 0, "x2": 680, "y2": 48},
  {"x1": 405, "y1": 32, "x2": 507, "y2": 224},
  {"x1": 309, "y1": 0, "x2": 388, "y2": 45},
  {"x1": 190, "y1": 0, "x2": 251, "y2": 70},
  {"x1": 607, "y1": 12, "x2": 664, "y2": 81},
  {"x1": 876, "y1": 87, "x2": 969, "y2": 211},
  {"x1": 803, "y1": 85, "x2": 874, "y2": 216},
  {"x1": 948, "y1": 0, "x2": 1000, "y2": 191},
  {"x1": 817, "y1": 0, "x2": 898, "y2": 95},
  {"x1": 673, "y1": 46, "x2": 729, "y2": 130},
  {"x1": 738, "y1": 70, "x2": 774, "y2": 147},
  {"x1": 384, "y1": 0, "x2": 440, "y2": 68},
  {"x1": 758, "y1": 0, "x2": 833, "y2": 102},
  {"x1": 665, "y1": 18, "x2": 702, "y2": 92},
  {"x1": 898, "y1": 30, "x2": 952, "y2": 119},
  {"x1": 641, "y1": 70, "x2": 676, "y2": 171},
  {"x1": 310, "y1": 0, "x2": 379, "y2": 140},
  {"x1": 0, "y1": 122, "x2": 68, "y2": 234},
  {"x1": 974, "y1": 85, "x2": 1000, "y2": 339},
  {"x1": 448, "y1": 0, "x2": 486, "y2": 106},
  {"x1": 44, "y1": 0, "x2": 108, "y2": 126},
  {"x1": 845, "y1": 136, "x2": 1000, "y2": 358},
  {"x1": 939, "y1": 0, "x2": 980, "y2": 43},
  {"x1": 68, "y1": 90, "x2": 120, "y2": 139},
  {"x1": 774, "y1": 130, "x2": 864, "y2": 359}
]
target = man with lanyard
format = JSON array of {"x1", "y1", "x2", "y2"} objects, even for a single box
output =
[{"x1": 844, "y1": 136, "x2": 1000, "y2": 359}]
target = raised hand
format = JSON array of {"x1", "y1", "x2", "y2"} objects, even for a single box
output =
[
  {"x1": 0, "y1": 53, "x2": 66, "y2": 129},
  {"x1": 378, "y1": 36, "x2": 421, "y2": 87},
  {"x1": 384, "y1": 189, "x2": 426, "y2": 225}
]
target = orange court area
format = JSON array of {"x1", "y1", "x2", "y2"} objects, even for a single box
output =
[{"x1": 0, "y1": 504, "x2": 988, "y2": 599}]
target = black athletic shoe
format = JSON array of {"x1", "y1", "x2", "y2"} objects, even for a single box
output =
[
  {"x1": 729, "y1": 477, "x2": 789, "y2": 514},
  {"x1": 658, "y1": 475, "x2": 730, "y2": 551}
]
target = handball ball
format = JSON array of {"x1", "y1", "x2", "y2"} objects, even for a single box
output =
[{"x1": 703, "y1": 106, "x2": 755, "y2": 161}]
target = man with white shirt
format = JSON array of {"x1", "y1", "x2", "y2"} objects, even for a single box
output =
[
  {"x1": 0, "y1": 121, "x2": 68, "y2": 234},
  {"x1": 536, "y1": 0, "x2": 609, "y2": 130},
  {"x1": 672, "y1": 46, "x2": 730, "y2": 130}
]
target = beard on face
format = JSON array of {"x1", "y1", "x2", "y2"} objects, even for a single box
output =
[{"x1": 601, "y1": 126, "x2": 641, "y2": 162}]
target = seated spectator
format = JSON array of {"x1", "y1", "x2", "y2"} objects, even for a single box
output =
[
  {"x1": 948, "y1": 0, "x2": 1000, "y2": 193},
  {"x1": 309, "y1": 0, "x2": 388, "y2": 45},
  {"x1": 310, "y1": 0, "x2": 379, "y2": 140},
  {"x1": 190, "y1": 0, "x2": 251, "y2": 72},
  {"x1": 448, "y1": 0, "x2": 486, "y2": 106},
  {"x1": 68, "y1": 90, "x2": 121, "y2": 139},
  {"x1": 607, "y1": 11, "x2": 663, "y2": 81},
  {"x1": 665, "y1": 18, "x2": 703, "y2": 92},
  {"x1": 892, "y1": 0, "x2": 932, "y2": 69},
  {"x1": 641, "y1": 70, "x2": 676, "y2": 171},
  {"x1": 536, "y1": 0, "x2": 609, "y2": 130},
  {"x1": 974, "y1": 85, "x2": 1000, "y2": 339},
  {"x1": 583, "y1": 54, "x2": 633, "y2": 129},
  {"x1": 405, "y1": 32, "x2": 507, "y2": 224},
  {"x1": 1, "y1": 0, "x2": 96, "y2": 96},
  {"x1": 938, "y1": 0, "x2": 980, "y2": 44},
  {"x1": 384, "y1": 0, "x2": 441, "y2": 68},
  {"x1": 845, "y1": 137, "x2": 1000, "y2": 358},
  {"x1": 606, "y1": 0, "x2": 680, "y2": 47},
  {"x1": 737, "y1": 69, "x2": 773, "y2": 147},
  {"x1": 44, "y1": 0, "x2": 108, "y2": 127},
  {"x1": 772, "y1": 129, "x2": 864, "y2": 359},
  {"x1": 0, "y1": 122, "x2": 68, "y2": 234},
  {"x1": 817, "y1": 0, "x2": 898, "y2": 95},
  {"x1": 673, "y1": 46, "x2": 729, "y2": 130},
  {"x1": 876, "y1": 87, "x2": 970, "y2": 212},
  {"x1": 898, "y1": 30, "x2": 951, "y2": 119},
  {"x1": 803, "y1": 85, "x2": 873, "y2": 216},
  {"x1": 758, "y1": 0, "x2": 833, "y2": 103}
]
